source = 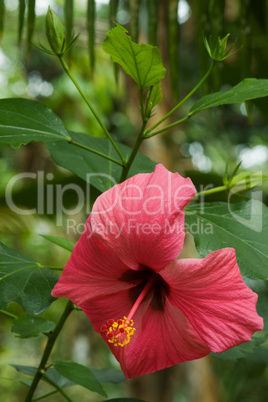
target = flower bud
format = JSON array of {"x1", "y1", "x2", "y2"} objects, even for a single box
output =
[
  {"x1": 46, "y1": 7, "x2": 66, "y2": 56},
  {"x1": 204, "y1": 33, "x2": 238, "y2": 62}
]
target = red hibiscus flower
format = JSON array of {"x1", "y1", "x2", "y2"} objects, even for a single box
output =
[{"x1": 52, "y1": 164, "x2": 263, "y2": 379}]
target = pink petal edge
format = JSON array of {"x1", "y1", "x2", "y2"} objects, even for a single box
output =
[
  {"x1": 161, "y1": 248, "x2": 264, "y2": 353},
  {"x1": 91, "y1": 164, "x2": 196, "y2": 272},
  {"x1": 51, "y1": 216, "x2": 136, "y2": 305}
]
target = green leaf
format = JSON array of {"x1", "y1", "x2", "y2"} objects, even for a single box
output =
[
  {"x1": 103, "y1": 24, "x2": 166, "y2": 89},
  {"x1": 189, "y1": 78, "x2": 268, "y2": 116},
  {"x1": 53, "y1": 361, "x2": 107, "y2": 397},
  {"x1": 185, "y1": 201, "x2": 268, "y2": 280},
  {"x1": 0, "y1": 98, "x2": 70, "y2": 148},
  {"x1": 47, "y1": 131, "x2": 156, "y2": 192},
  {"x1": 11, "y1": 316, "x2": 56, "y2": 338},
  {"x1": 0, "y1": 242, "x2": 58, "y2": 315},
  {"x1": 40, "y1": 235, "x2": 74, "y2": 252}
]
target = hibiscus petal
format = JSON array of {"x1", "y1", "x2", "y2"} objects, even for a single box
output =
[
  {"x1": 80, "y1": 287, "x2": 146, "y2": 377},
  {"x1": 122, "y1": 300, "x2": 210, "y2": 378},
  {"x1": 80, "y1": 289, "x2": 210, "y2": 379},
  {"x1": 161, "y1": 248, "x2": 264, "y2": 353},
  {"x1": 51, "y1": 217, "x2": 135, "y2": 305},
  {"x1": 91, "y1": 164, "x2": 196, "y2": 271}
]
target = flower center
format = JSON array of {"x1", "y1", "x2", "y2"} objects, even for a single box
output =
[
  {"x1": 101, "y1": 273, "x2": 158, "y2": 347},
  {"x1": 101, "y1": 318, "x2": 135, "y2": 347}
]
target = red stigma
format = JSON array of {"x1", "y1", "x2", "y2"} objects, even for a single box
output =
[{"x1": 100, "y1": 317, "x2": 135, "y2": 347}]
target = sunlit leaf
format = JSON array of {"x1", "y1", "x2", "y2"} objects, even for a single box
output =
[{"x1": 103, "y1": 24, "x2": 166, "y2": 89}]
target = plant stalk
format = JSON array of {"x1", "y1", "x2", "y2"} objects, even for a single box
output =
[
  {"x1": 120, "y1": 120, "x2": 147, "y2": 182},
  {"x1": 194, "y1": 185, "x2": 227, "y2": 198},
  {"x1": 145, "y1": 115, "x2": 190, "y2": 138},
  {"x1": 24, "y1": 300, "x2": 74, "y2": 402},
  {"x1": 42, "y1": 374, "x2": 73, "y2": 401},
  {"x1": 145, "y1": 62, "x2": 215, "y2": 136},
  {"x1": 0, "y1": 310, "x2": 18, "y2": 319}
]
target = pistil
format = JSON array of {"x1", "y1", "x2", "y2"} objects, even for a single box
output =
[{"x1": 101, "y1": 273, "x2": 158, "y2": 347}]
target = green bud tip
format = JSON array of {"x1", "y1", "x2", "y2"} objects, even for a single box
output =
[{"x1": 46, "y1": 6, "x2": 66, "y2": 56}]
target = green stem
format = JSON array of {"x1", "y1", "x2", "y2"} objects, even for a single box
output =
[
  {"x1": 145, "y1": 115, "x2": 190, "y2": 138},
  {"x1": 58, "y1": 56, "x2": 126, "y2": 164},
  {"x1": 140, "y1": 89, "x2": 145, "y2": 121},
  {"x1": 120, "y1": 120, "x2": 147, "y2": 182},
  {"x1": 45, "y1": 266, "x2": 64, "y2": 271},
  {"x1": 24, "y1": 300, "x2": 74, "y2": 402},
  {"x1": 194, "y1": 185, "x2": 227, "y2": 198},
  {"x1": 69, "y1": 139, "x2": 124, "y2": 166},
  {"x1": 0, "y1": 309, "x2": 18, "y2": 319},
  {"x1": 144, "y1": 86, "x2": 153, "y2": 118},
  {"x1": 145, "y1": 62, "x2": 215, "y2": 136},
  {"x1": 42, "y1": 374, "x2": 73, "y2": 402}
]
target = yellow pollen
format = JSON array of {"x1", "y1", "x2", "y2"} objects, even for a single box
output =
[{"x1": 101, "y1": 317, "x2": 136, "y2": 347}]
